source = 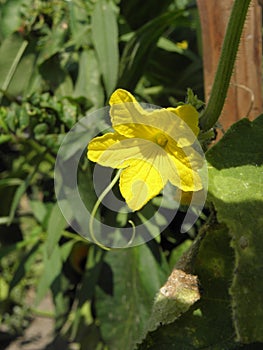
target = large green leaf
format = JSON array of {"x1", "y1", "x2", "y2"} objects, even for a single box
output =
[
  {"x1": 206, "y1": 115, "x2": 263, "y2": 343},
  {"x1": 91, "y1": 0, "x2": 119, "y2": 97},
  {"x1": 139, "y1": 223, "x2": 236, "y2": 349},
  {"x1": 96, "y1": 242, "x2": 169, "y2": 350}
]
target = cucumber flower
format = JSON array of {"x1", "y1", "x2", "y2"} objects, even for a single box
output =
[{"x1": 87, "y1": 89, "x2": 203, "y2": 211}]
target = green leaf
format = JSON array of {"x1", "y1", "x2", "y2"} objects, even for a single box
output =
[
  {"x1": 7, "y1": 40, "x2": 37, "y2": 97},
  {"x1": 169, "y1": 239, "x2": 193, "y2": 269},
  {"x1": 74, "y1": 49, "x2": 104, "y2": 107},
  {"x1": 77, "y1": 164, "x2": 99, "y2": 214},
  {"x1": 37, "y1": 23, "x2": 68, "y2": 66},
  {"x1": 0, "y1": 178, "x2": 22, "y2": 189},
  {"x1": 206, "y1": 115, "x2": 263, "y2": 343},
  {"x1": 0, "y1": 33, "x2": 28, "y2": 97},
  {"x1": 39, "y1": 55, "x2": 71, "y2": 96},
  {"x1": 55, "y1": 74, "x2": 73, "y2": 97},
  {"x1": 8, "y1": 165, "x2": 39, "y2": 224},
  {"x1": 46, "y1": 203, "x2": 67, "y2": 257},
  {"x1": 50, "y1": 240, "x2": 75, "y2": 331},
  {"x1": 29, "y1": 200, "x2": 48, "y2": 225},
  {"x1": 139, "y1": 224, "x2": 236, "y2": 350},
  {"x1": 0, "y1": 277, "x2": 9, "y2": 301},
  {"x1": 120, "y1": 0, "x2": 173, "y2": 30},
  {"x1": 118, "y1": 10, "x2": 187, "y2": 91},
  {"x1": 51, "y1": 271, "x2": 72, "y2": 331},
  {"x1": 35, "y1": 243, "x2": 63, "y2": 305},
  {"x1": 0, "y1": 135, "x2": 12, "y2": 144},
  {"x1": 96, "y1": 242, "x2": 169, "y2": 350},
  {"x1": 70, "y1": 246, "x2": 104, "y2": 340},
  {"x1": 0, "y1": 225, "x2": 41, "y2": 260},
  {"x1": 91, "y1": 0, "x2": 119, "y2": 97},
  {"x1": 0, "y1": 0, "x2": 30, "y2": 39},
  {"x1": 67, "y1": 0, "x2": 91, "y2": 48},
  {"x1": 9, "y1": 241, "x2": 41, "y2": 291}
]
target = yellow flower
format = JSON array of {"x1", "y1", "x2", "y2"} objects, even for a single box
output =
[
  {"x1": 176, "y1": 40, "x2": 188, "y2": 50},
  {"x1": 87, "y1": 89, "x2": 203, "y2": 211}
]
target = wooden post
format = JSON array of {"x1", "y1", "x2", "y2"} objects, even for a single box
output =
[{"x1": 197, "y1": 0, "x2": 262, "y2": 135}]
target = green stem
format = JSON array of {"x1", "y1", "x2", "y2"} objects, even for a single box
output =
[
  {"x1": 62, "y1": 230, "x2": 88, "y2": 243},
  {"x1": 30, "y1": 307, "x2": 55, "y2": 318},
  {"x1": 89, "y1": 169, "x2": 122, "y2": 250},
  {"x1": 199, "y1": 0, "x2": 252, "y2": 131}
]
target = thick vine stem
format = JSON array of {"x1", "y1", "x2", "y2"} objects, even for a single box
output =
[{"x1": 199, "y1": 0, "x2": 252, "y2": 132}]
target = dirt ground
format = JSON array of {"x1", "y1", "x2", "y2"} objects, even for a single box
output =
[{"x1": 3, "y1": 296, "x2": 77, "y2": 350}]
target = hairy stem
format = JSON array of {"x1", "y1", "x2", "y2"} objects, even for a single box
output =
[{"x1": 199, "y1": 0, "x2": 252, "y2": 131}]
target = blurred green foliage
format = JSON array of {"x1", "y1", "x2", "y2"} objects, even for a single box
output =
[{"x1": 0, "y1": 0, "x2": 262, "y2": 349}]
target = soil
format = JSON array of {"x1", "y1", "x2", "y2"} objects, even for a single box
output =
[{"x1": 2, "y1": 296, "x2": 77, "y2": 350}]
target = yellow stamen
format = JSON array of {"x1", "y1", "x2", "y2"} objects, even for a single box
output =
[{"x1": 155, "y1": 133, "x2": 168, "y2": 147}]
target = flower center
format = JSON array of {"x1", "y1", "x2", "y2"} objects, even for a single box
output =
[{"x1": 155, "y1": 133, "x2": 168, "y2": 148}]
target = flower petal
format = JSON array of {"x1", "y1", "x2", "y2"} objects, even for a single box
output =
[
  {"x1": 119, "y1": 158, "x2": 165, "y2": 211},
  {"x1": 87, "y1": 132, "x2": 126, "y2": 167},
  {"x1": 109, "y1": 88, "x2": 138, "y2": 104},
  {"x1": 91, "y1": 137, "x2": 173, "y2": 174},
  {"x1": 165, "y1": 139, "x2": 204, "y2": 170},
  {"x1": 166, "y1": 144, "x2": 203, "y2": 192},
  {"x1": 110, "y1": 90, "x2": 199, "y2": 147},
  {"x1": 167, "y1": 104, "x2": 199, "y2": 136},
  {"x1": 87, "y1": 131, "x2": 171, "y2": 211},
  {"x1": 165, "y1": 105, "x2": 199, "y2": 147},
  {"x1": 110, "y1": 89, "x2": 154, "y2": 139}
]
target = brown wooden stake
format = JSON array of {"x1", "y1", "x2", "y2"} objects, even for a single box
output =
[{"x1": 197, "y1": 0, "x2": 262, "y2": 136}]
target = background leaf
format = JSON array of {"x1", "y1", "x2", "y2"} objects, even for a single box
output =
[
  {"x1": 120, "y1": 0, "x2": 173, "y2": 30},
  {"x1": 118, "y1": 10, "x2": 189, "y2": 91},
  {"x1": 0, "y1": 33, "x2": 28, "y2": 97},
  {"x1": 46, "y1": 203, "x2": 67, "y2": 257},
  {"x1": 9, "y1": 241, "x2": 41, "y2": 291},
  {"x1": 206, "y1": 115, "x2": 263, "y2": 343},
  {"x1": 0, "y1": 0, "x2": 30, "y2": 39},
  {"x1": 73, "y1": 49, "x2": 104, "y2": 108},
  {"x1": 139, "y1": 223, "x2": 236, "y2": 349},
  {"x1": 35, "y1": 241, "x2": 73, "y2": 305},
  {"x1": 7, "y1": 164, "x2": 39, "y2": 225},
  {"x1": 96, "y1": 242, "x2": 169, "y2": 350},
  {"x1": 92, "y1": 0, "x2": 119, "y2": 97}
]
